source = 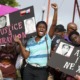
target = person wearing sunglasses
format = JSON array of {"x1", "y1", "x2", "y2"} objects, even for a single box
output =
[{"x1": 64, "y1": 22, "x2": 77, "y2": 42}]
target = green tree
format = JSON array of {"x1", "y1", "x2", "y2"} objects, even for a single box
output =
[{"x1": 0, "y1": 0, "x2": 19, "y2": 7}]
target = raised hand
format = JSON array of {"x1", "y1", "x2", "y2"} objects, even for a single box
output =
[
  {"x1": 51, "y1": 3, "x2": 58, "y2": 10},
  {"x1": 14, "y1": 36, "x2": 21, "y2": 44}
]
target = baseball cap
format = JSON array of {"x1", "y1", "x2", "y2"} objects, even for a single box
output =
[{"x1": 55, "y1": 24, "x2": 66, "y2": 32}]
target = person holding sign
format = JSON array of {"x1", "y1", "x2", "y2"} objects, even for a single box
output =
[
  {"x1": 69, "y1": 31, "x2": 80, "y2": 47},
  {"x1": 14, "y1": 3, "x2": 58, "y2": 80},
  {"x1": 69, "y1": 31, "x2": 80, "y2": 80},
  {"x1": 65, "y1": 31, "x2": 80, "y2": 80},
  {"x1": 50, "y1": 24, "x2": 66, "y2": 80},
  {"x1": 63, "y1": 23, "x2": 78, "y2": 80}
]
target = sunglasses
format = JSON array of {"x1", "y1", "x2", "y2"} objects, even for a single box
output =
[{"x1": 69, "y1": 27, "x2": 77, "y2": 31}]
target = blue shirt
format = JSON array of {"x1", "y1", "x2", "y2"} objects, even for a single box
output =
[{"x1": 25, "y1": 34, "x2": 51, "y2": 67}]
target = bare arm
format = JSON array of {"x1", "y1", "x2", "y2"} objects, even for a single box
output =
[
  {"x1": 14, "y1": 36, "x2": 30, "y2": 59},
  {"x1": 49, "y1": 3, "x2": 58, "y2": 38}
]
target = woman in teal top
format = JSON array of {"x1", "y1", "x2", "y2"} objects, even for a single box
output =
[{"x1": 14, "y1": 3, "x2": 58, "y2": 80}]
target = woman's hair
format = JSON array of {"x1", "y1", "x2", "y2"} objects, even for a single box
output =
[
  {"x1": 36, "y1": 21, "x2": 47, "y2": 30},
  {"x1": 68, "y1": 31, "x2": 79, "y2": 41}
]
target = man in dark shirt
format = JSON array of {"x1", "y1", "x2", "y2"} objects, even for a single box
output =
[{"x1": 50, "y1": 24, "x2": 66, "y2": 80}]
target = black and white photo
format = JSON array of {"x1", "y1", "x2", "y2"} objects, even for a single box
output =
[
  {"x1": 24, "y1": 17, "x2": 36, "y2": 34},
  {"x1": 56, "y1": 42, "x2": 74, "y2": 57},
  {"x1": 0, "y1": 14, "x2": 10, "y2": 28}
]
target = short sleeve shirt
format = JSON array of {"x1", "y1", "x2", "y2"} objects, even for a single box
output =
[{"x1": 25, "y1": 34, "x2": 51, "y2": 67}]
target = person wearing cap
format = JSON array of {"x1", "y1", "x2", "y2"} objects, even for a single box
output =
[
  {"x1": 54, "y1": 24, "x2": 66, "y2": 36},
  {"x1": 55, "y1": 24, "x2": 66, "y2": 33},
  {"x1": 49, "y1": 24, "x2": 66, "y2": 80},
  {"x1": 51, "y1": 24, "x2": 66, "y2": 51}
]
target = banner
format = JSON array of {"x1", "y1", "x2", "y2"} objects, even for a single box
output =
[
  {"x1": 48, "y1": 39, "x2": 80, "y2": 77},
  {"x1": 0, "y1": 6, "x2": 36, "y2": 45}
]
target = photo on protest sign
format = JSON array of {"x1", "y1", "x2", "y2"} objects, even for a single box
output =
[
  {"x1": 0, "y1": 6, "x2": 36, "y2": 45},
  {"x1": 0, "y1": 14, "x2": 10, "y2": 29},
  {"x1": 24, "y1": 17, "x2": 36, "y2": 34},
  {"x1": 48, "y1": 39, "x2": 80, "y2": 77},
  {"x1": 56, "y1": 42, "x2": 74, "y2": 57}
]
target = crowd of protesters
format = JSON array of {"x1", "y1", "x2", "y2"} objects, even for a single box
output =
[{"x1": 0, "y1": 3, "x2": 80, "y2": 80}]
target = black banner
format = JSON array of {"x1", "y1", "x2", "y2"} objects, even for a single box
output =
[
  {"x1": 0, "y1": 6, "x2": 36, "y2": 45},
  {"x1": 48, "y1": 39, "x2": 80, "y2": 77}
]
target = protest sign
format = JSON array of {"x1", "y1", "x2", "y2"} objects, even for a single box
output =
[
  {"x1": 48, "y1": 39, "x2": 80, "y2": 77},
  {"x1": 0, "y1": 6, "x2": 36, "y2": 45}
]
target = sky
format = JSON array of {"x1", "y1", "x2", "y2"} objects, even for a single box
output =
[{"x1": 16, "y1": 0, "x2": 80, "y2": 32}]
